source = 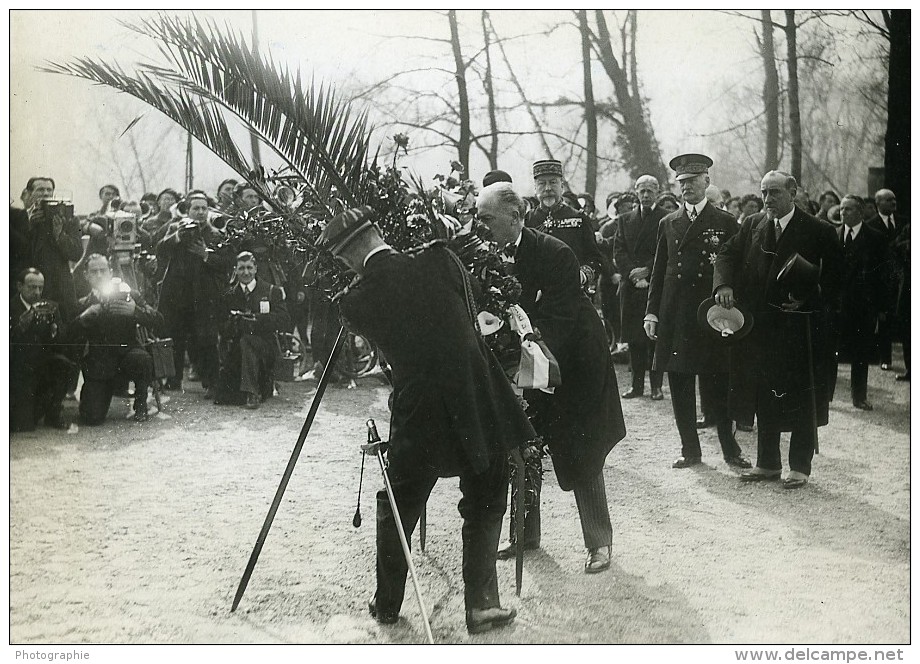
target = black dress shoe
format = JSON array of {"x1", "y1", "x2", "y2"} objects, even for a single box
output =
[
  {"x1": 368, "y1": 598, "x2": 399, "y2": 625},
  {"x1": 584, "y1": 546, "x2": 611, "y2": 574},
  {"x1": 466, "y1": 607, "x2": 516, "y2": 634},
  {"x1": 672, "y1": 456, "x2": 701, "y2": 469},
  {"x1": 496, "y1": 542, "x2": 539, "y2": 560},
  {"x1": 133, "y1": 403, "x2": 149, "y2": 422},
  {"x1": 853, "y1": 400, "x2": 873, "y2": 411},
  {"x1": 740, "y1": 469, "x2": 781, "y2": 482},
  {"x1": 695, "y1": 416, "x2": 714, "y2": 430},
  {"x1": 621, "y1": 388, "x2": 644, "y2": 399},
  {"x1": 783, "y1": 477, "x2": 808, "y2": 490},
  {"x1": 725, "y1": 455, "x2": 752, "y2": 469},
  {"x1": 896, "y1": 373, "x2": 910, "y2": 382},
  {"x1": 735, "y1": 422, "x2": 753, "y2": 432},
  {"x1": 650, "y1": 387, "x2": 664, "y2": 401}
]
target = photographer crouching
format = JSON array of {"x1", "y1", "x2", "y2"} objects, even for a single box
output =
[
  {"x1": 10, "y1": 268, "x2": 71, "y2": 432},
  {"x1": 71, "y1": 254, "x2": 164, "y2": 424},
  {"x1": 215, "y1": 251, "x2": 290, "y2": 409}
]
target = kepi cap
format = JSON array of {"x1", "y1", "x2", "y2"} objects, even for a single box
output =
[
  {"x1": 317, "y1": 205, "x2": 377, "y2": 254},
  {"x1": 533, "y1": 159, "x2": 564, "y2": 179},
  {"x1": 669, "y1": 153, "x2": 713, "y2": 181}
]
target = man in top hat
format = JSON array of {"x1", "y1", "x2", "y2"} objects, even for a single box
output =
[
  {"x1": 713, "y1": 170, "x2": 843, "y2": 489},
  {"x1": 835, "y1": 194, "x2": 889, "y2": 410},
  {"x1": 318, "y1": 206, "x2": 534, "y2": 634},
  {"x1": 477, "y1": 182, "x2": 626, "y2": 575},
  {"x1": 644, "y1": 153, "x2": 750, "y2": 470},
  {"x1": 526, "y1": 159, "x2": 611, "y2": 289},
  {"x1": 615, "y1": 174, "x2": 667, "y2": 400}
]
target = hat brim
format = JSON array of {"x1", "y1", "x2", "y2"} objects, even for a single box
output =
[
  {"x1": 696, "y1": 297, "x2": 754, "y2": 343},
  {"x1": 321, "y1": 219, "x2": 374, "y2": 255},
  {"x1": 676, "y1": 171, "x2": 706, "y2": 181}
]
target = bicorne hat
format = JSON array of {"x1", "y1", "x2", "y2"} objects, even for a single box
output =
[
  {"x1": 317, "y1": 205, "x2": 377, "y2": 254},
  {"x1": 696, "y1": 297, "x2": 754, "y2": 342}
]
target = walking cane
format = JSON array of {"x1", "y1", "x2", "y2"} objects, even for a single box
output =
[
  {"x1": 363, "y1": 419, "x2": 435, "y2": 644},
  {"x1": 511, "y1": 448, "x2": 526, "y2": 597},
  {"x1": 231, "y1": 325, "x2": 348, "y2": 612},
  {"x1": 804, "y1": 311, "x2": 820, "y2": 454}
]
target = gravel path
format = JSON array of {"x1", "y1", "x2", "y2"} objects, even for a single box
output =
[{"x1": 10, "y1": 358, "x2": 909, "y2": 644}]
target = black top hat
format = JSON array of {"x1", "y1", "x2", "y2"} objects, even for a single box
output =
[
  {"x1": 317, "y1": 205, "x2": 377, "y2": 254},
  {"x1": 532, "y1": 159, "x2": 564, "y2": 179},
  {"x1": 482, "y1": 170, "x2": 513, "y2": 187},
  {"x1": 697, "y1": 297, "x2": 754, "y2": 342},
  {"x1": 776, "y1": 253, "x2": 820, "y2": 300},
  {"x1": 669, "y1": 153, "x2": 713, "y2": 181}
]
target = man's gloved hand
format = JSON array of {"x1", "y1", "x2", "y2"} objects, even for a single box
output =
[
  {"x1": 629, "y1": 266, "x2": 650, "y2": 282},
  {"x1": 579, "y1": 265, "x2": 595, "y2": 286}
]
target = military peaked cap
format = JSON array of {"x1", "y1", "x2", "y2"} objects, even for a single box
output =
[
  {"x1": 669, "y1": 153, "x2": 713, "y2": 181},
  {"x1": 532, "y1": 159, "x2": 564, "y2": 179}
]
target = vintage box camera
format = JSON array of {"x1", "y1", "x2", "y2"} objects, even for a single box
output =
[
  {"x1": 39, "y1": 199, "x2": 74, "y2": 231},
  {"x1": 110, "y1": 211, "x2": 138, "y2": 252}
]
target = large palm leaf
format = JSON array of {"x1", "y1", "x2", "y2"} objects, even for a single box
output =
[{"x1": 43, "y1": 13, "x2": 374, "y2": 218}]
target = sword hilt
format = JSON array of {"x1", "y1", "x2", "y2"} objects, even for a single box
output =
[{"x1": 361, "y1": 419, "x2": 387, "y2": 456}]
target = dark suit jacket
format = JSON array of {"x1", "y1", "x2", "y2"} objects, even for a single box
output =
[
  {"x1": 713, "y1": 207, "x2": 843, "y2": 430},
  {"x1": 10, "y1": 208, "x2": 31, "y2": 296},
  {"x1": 71, "y1": 289, "x2": 163, "y2": 381},
  {"x1": 219, "y1": 280, "x2": 290, "y2": 343},
  {"x1": 26, "y1": 209, "x2": 83, "y2": 319},
  {"x1": 514, "y1": 228, "x2": 625, "y2": 490},
  {"x1": 647, "y1": 201, "x2": 738, "y2": 374},
  {"x1": 837, "y1": 223, "x2": 888, "y2": 362},
  {"x1": 526, "y1": 202, "x2": 612, "y2": 278},
  {"x1": 866, "y1": 212, "x2": 908, "y2": 314},
  {"x1": 866, "y1": 212, "x2": 906, "y2": 243},
  {"x1": 10, "y1": 295, "x2": 67, "y2": 375},
  {"x1": 614, "y1": 205, "x2": 667, "y2": 343},
  {"x1": 339, "y1": 245, "x2": 536, "y2": 478}
]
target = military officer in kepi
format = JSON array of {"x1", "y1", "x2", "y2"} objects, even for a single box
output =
[
  {"x1": 644, "y1": 153, "x2": 751, "y2": 470},
  {"x1": 525, "y1": 159, "x2": 612, "y2": 291}
]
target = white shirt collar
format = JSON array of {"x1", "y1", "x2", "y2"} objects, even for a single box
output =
[
  {"x1": 845, "y1": 222, "x2": 863, "y2": 239},
  {"x1": 363, "y1": 244, "x2": 392, "y2": 267},
  {"x1": 685, "y1": 200, "x2": 707, "y2": 217},
  {"x1": 20, "y1": 295, "x2": 32, "y2": 311},
  {"x1": 240, "y1": 279, "x2": 257, "y2": 293},
  {"x1": 774, "y1": 208, "x2": 795, "y2": 232}
]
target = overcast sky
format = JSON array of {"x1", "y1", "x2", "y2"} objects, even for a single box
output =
[{"x1": 11, "y1": 9, "x2": 784, "y2": 212}]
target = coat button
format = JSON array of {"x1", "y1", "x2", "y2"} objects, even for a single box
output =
[
  {"x1": 697, "y1": 273, "x2": 703, "y2": 278},
  {"x1": 677, "y1": 262, "x2": 682, "y2": 267},
  {"x1": 677, "y1": 274, "x2": 682, "y2": 279}
]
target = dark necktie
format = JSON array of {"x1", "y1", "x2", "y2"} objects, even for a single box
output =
[
  {"x1": 774, "y1": 219, "x2": 783, "y2": 242},
  {"x1": 845, "y1": 228, "x2": 853, "y2": 247}
]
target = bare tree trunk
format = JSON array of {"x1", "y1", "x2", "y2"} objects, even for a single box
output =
[
  {"x1": 886, "y1": 9, "x2": 910, "y2": 208},
  {"x1": 448, "y1": 10, "x2": 471, "y2": 174},
  {"x1": 487, "y1": 13, "x2": 554, "y2": 160},
  {"x1": 760, "y1": 10, "x2": 780, "y2": 173},
  {"x1": 185, "y1": 131, "x2": 194, "y2": 192},
  {"x1": 578, "y1": 11, "x2": 598, "y2": 197},
  {"x1": 784, "y1": 10, "x2": 802, "y2": 181},
  {"x1": 592, "y1": 10, "x2": 667, "y2": 183},
  {"x1": 480, "y1": 11, "x2": 499, "y2": 170}
]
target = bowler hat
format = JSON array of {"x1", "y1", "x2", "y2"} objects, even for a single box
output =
[
  {"x1": 317, "y1": 205, "x2": 377, "y2": 254},
  {"x1": 483, "y1": 170, "x2": 513, "y2": 187},
  {"x1": 696, "y1": 297, "x2": 754, "y2": 342},
  {"x1": 533, "y1": 159, "x2": 564, "y2": 179},
  {"x1": 776, "y1": 253, "x2": 820, "y2": 300},
  {"x1": 669, "y1": 153, "x2": 713, "y2": 181}
]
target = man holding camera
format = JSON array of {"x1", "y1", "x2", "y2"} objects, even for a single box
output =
[
  {"x1": 10, "y1": 268, "x2": 71, "y2": 432},
  {"x1": 156, "y1": 191, "x2": 232, "y2": 395},
  {"x1": 216, "y1": 251, "x2": 290, "y2": 409},
  {"x1": 71, "y1": 254, "x2": 164, "y2": 424},
  {"x1": 22, "y1": 177, "x2": 83, "y2": 321}
]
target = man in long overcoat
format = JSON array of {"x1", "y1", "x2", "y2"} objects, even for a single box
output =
[
  {"x1": 645, "y1": 154, "x2": 750, "y2": 470},
  {"x1": 713, "y1": 170, "x2": 843, "y2": 489},
  {"x1": 322, "y1": 206, "x2": 533, "y2": 634},
  {"x1": 478, "y1": 182, "x2": 626, "y2": 575},
  {"x1": 615, "y1": 174, "x2": 666, "y2": 399}
]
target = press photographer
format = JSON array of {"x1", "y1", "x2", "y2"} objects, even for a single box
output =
[
  {"x1": 215, "y1": 251, "x2": 290, "y2": 409},
  {"x1": 10, "y1": 268, "x2": 71, "y2": 432},
  {"x1": 71, "y1": 254, "x2": 164, "y2": 424},
  {"x1": 156, "y1": 191, "x2": 232, "y2": 394}
]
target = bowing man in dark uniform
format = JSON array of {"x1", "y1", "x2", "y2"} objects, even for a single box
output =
[
  {"x1": 525, "y1": 159, "x2": 611, "y2": 289},
  {"x1": 478, "y1": 182, "x2": 627, "y2": 575},
  {"x1": 645, "y1": 154, "x2": 750, "y2": 470},
  {"x1": 865, "y1": 188, "x2": 906, "y2": 371},
  {"x1": 10, "y1": 268, "x2": 70, "y2": 431},
  {"x1": 836, "y1": 195, "x2": 889, "y2": 410},
  {"x1": 71, "y1": 254, "x2": 163, "y2": 424},
  {"x1": 615, "y1": 174, "x2": 667, "y2": 400},
  {"x1": 714, "y1": 171, "x2": 844, "y2": 489},
  {"x1": 321, "y1": 206, "x2": 533, "y2": 634},
  {"x1": 216, "y1": 251, "x2": 290, "y2": 409}
]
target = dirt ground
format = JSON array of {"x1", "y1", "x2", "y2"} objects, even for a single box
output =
[{"x1": 9, "y1": 352, "x2": 910, "y2": 645}]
